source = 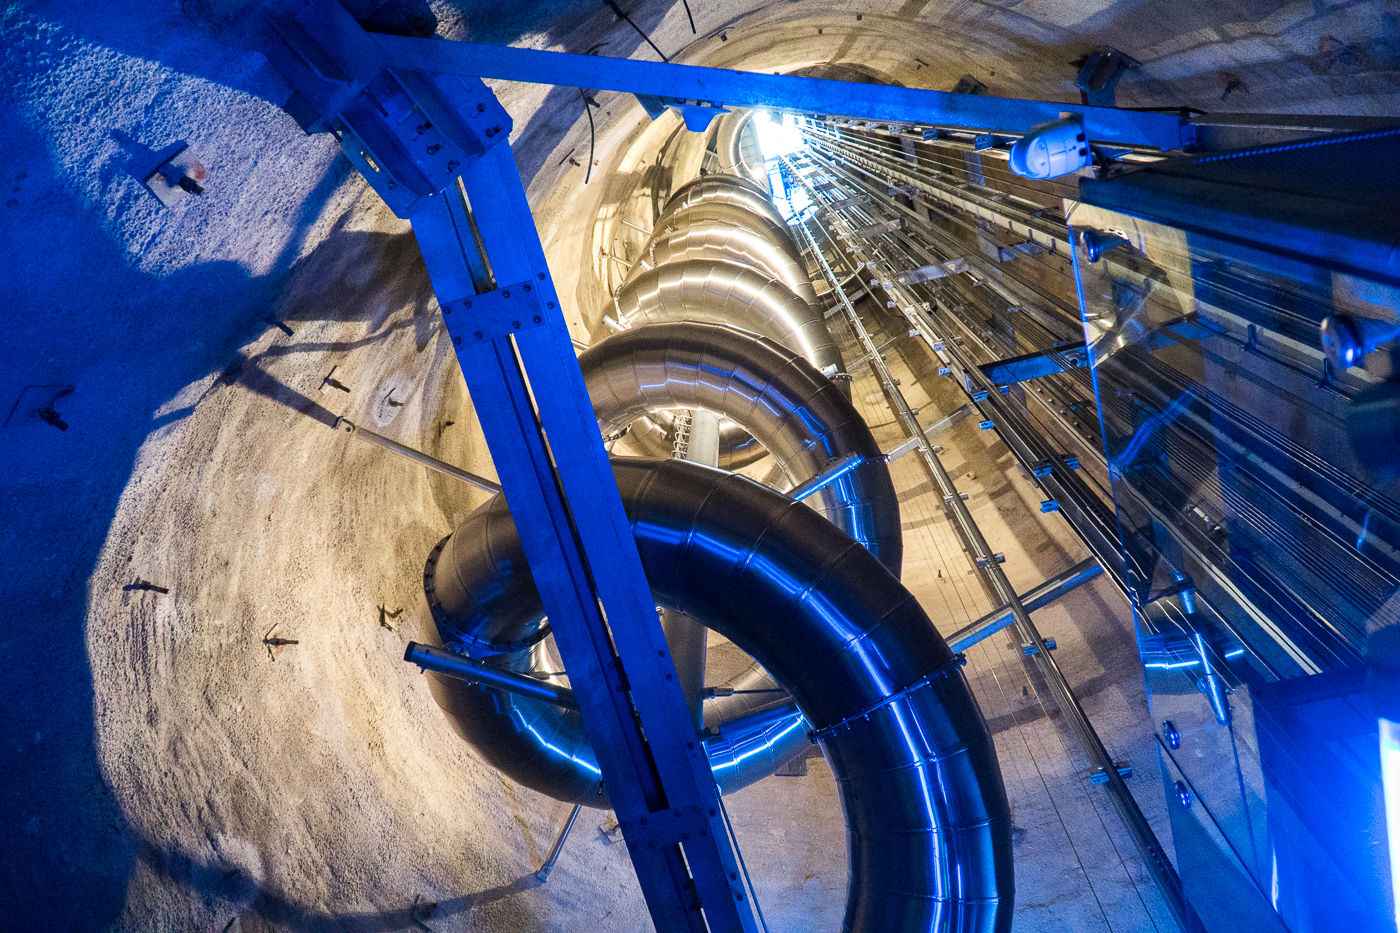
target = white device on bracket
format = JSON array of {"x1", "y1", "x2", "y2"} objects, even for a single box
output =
[{"x1": 1009, "y1": 115, "x2": 1091, "y2": 180}]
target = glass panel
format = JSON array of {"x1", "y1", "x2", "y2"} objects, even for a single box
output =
[{"x1": 1068, "y1": 201, "x2": 1397, "y2": 931}]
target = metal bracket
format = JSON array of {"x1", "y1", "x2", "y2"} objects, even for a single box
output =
[
  {"x1": 1073, "y1": 47, "x2": 1139, "y2": 108},
  {"x1": 261, "y1": 0, "x2": 512, "y2": 218},
  {"x1": 138, "y1": 140, "x2": 207, "y2": 208},
  {"x1": 443, "y1": 280, "x2": 548, "y2": 341},
  {"x1": 634, "y1": 93, "x2": 731, "y2": 132}
]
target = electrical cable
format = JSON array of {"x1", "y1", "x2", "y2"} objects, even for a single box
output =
[{"x1": 603, "y1": 0, "x2": 670, "y2": 61}]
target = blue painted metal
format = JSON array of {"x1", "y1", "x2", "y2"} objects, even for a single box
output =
[
  {"x1": 414, "y1": 142, "x2": 761, "y2": 933},
  {"x1": 368, "y1": 33, "x2": 1190, "y2": 151},
  {"x1": 978, "y1": 341, "x2": 1089, "y2": 385},
  {"x1": 636, "y1": 93, "x2": 732, "y2": 131}
]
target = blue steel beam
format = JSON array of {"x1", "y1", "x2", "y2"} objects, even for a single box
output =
[
  {"x1": 262, "y1": 4, "x2": 763, "y2": 926},
  {"x1": 978, "y1": 341, "x2": 1090, "y2": 386},
  {"x1": 413, "y1": 142, "x2": 761, "y2": 933},
  {"x1": 369, "y1": 33, "x2": 1189, "y2": 151}
]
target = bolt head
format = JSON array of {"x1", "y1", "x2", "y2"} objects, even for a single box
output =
[
  {"x1": 453, "y1": 337, "x2": 461, "y2": 346},
  {"x1": 474, "y1": 331, "x2": 483, "y2": 339}
]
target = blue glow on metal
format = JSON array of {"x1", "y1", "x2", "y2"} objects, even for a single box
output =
[
  {"x1": 708, "y1": 717, "x2": 809, "y2": 771},
  {"x1": 1144, "y1": 646, "x2": 1241, "y2": 670},
  {"x1": 1113, "y1": 386, "x2": 1196, "y2": 472},
  {"x1": 520, "y1": 717, "x2": 602, "y2": 776},
  {"x1": 1383, "y1": 717, "x2": 1400, "y2": 928}
]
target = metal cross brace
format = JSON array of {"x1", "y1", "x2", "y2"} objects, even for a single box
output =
[{"x1": 369, "y1": 33, "x2": 1189, "y2": 151}]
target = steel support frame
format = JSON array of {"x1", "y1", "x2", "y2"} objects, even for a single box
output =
[
  {"x1": 946, "y1": 558, "x2": 1103, "y2": 652},
  {"x1": 412, "y1": 144, "x2": 759, "y2": 933}
]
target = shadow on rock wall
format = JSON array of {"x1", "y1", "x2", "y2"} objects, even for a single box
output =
[{"x1": 0, "y1": 99, "x2": 403, "y2": 927}]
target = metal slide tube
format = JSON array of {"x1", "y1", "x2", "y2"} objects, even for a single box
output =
[
  {"x1": 420, "y1": 488, "x2": 812, "y2": 803},
  {"x1": 422, "y1": 458, "x2": 1013, "y2": 932},
  {"x1": 632, "y1": 220, "x2": 822, "y2": 306},
  {"x1": 613, "y1": 173, "x2": 844, "y2": 467},
  {"x1": 657, "y1": 202, "x2": 805, "y2": 270},
  {"x1": 580, "y1": 322, "x2": 901, "y2": 574},
  {"x1": 711, "y1": 112, "x2": 767, "y2": 186},
  {"x1": 615, "y1": 259, "x2": 843, "y2": 380}
]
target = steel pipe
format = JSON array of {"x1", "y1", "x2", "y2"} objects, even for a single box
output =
[
  {"x1": 335, "y1": 417, "x2": 501, "y2": 494},
  {"x1": 404, "y1": 641, "x2": 578, "y2": 709},
  {"x1": 420, "y1": 458, "x2": 1013, "y2": 931},
  {"x1": 946, "y1": 558, "x2": 1104, "y2": 652}
]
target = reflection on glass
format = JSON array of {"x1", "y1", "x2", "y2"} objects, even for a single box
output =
[{"x1": 1070, "y1": 202, "x2": 1396, "y2": 931}]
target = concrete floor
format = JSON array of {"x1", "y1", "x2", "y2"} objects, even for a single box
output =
[{"x1": 5, "y1": 0, "x2": 1400, "y2": 930}]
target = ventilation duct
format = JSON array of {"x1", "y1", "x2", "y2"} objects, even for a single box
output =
[{"x1": 421, "y1": 459, "x2": 1013, "y2": 932}]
